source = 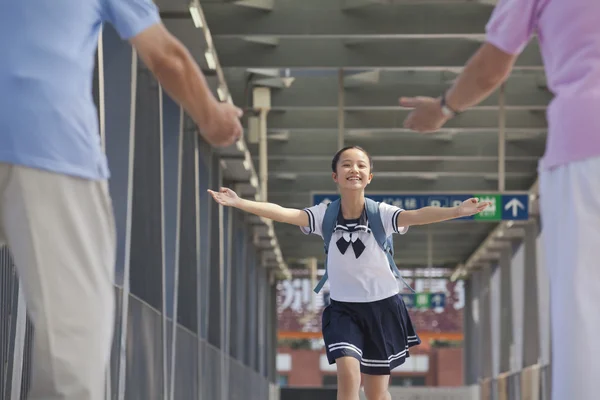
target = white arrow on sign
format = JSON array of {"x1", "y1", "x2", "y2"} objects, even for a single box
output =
[{"x1": 504, "y1": 198, "x2": 525, "y2": 217}]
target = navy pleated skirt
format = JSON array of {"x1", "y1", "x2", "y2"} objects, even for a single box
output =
[{"x1": 321, "y1": 293, "x2": 421, "y2": 375}]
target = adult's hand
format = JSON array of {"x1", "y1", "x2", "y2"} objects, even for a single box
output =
[{"x1": 198, "y1": 100, "x2": 244, "y2": 147}]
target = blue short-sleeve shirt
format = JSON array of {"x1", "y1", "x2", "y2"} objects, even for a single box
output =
[{"x1": 0, "y1": 0, "x2": 161, "y2": 180}]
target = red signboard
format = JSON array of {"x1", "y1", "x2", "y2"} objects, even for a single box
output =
[{"x1": 277, "y1": 269, "x2": 464, "y2": 338}]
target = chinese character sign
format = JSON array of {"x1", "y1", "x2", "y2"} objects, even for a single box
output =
[{"x1": 277, "y1": 269, "x2": 466, "y2": 335}]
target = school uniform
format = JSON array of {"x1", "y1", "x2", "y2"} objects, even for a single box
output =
[{"x1": 301, "y1": 202, "x2": 421, "y2": 375}]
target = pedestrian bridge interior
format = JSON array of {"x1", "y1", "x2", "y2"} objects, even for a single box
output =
[{"x1": 0, "y1": 1, "x2": 551, "y2": 399}]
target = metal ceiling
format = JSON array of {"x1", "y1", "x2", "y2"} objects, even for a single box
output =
[{"x1": 158, "y1": 0, "x2": 548, "y2": 276}]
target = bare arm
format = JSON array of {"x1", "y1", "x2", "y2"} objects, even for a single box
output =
[
  {"x1": 236, "y1": 198, "x2": 309, "y2": 227},
  {"x1": 400, "y1": 43, "x2": 518, "y2": 132},
  {"x1": 397, "y1": 206, "x2": 460, "y2": 227},
  {"x1": 130, "y1": 24, "x2": 215, "y2": 126},
  {"x1": 129, "y1": 23, "x2": 242, "y2": 147},
  {"x1": 444, "y1": 42, "x2": 518, "y2": 112},
  {"x1": 397, "y1": 198, "x2": 491, "y2": 227},
  {"x1": 208, "y1": 188, "x2": 309, "y2": 227}
]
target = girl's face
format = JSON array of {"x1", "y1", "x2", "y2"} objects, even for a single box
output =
[{"x1": 332, "y1": 148, "x2": 373, "y2": 191}]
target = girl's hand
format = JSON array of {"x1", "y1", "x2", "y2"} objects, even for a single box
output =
[
  {"x1": 207, "y1": 187, "x2": 240, "y2": 207},
  {"x1": 457, "y1": 198, "x2": 492, "y2": 217}
]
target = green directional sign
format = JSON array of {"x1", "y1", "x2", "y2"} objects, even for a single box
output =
[
  {"x1": 400, "y1": 293, "x2": 447, "y2": 310},
  {"x1": 472, "y1": 194, "x2": 502, "y2": 221},
  {"x1": 415, "y1": 293, "x2": 431, "y2": 309}
]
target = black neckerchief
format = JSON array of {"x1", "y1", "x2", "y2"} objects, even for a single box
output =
[{"x1": 334, "y1": 206, "x2": 370, "y2": 258}]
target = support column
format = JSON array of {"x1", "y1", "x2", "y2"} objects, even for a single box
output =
[
  {"x1": 257, "y1": 266, "x2": 267, "y2": 376},
  {"x1": 259, "y1": 109, "x2": 268, "y2": 202},
  {"x1": 464, "y1": 276, "x2": 479, "y2": 385},
  {"x1": 102, "y1": 25, "x2": 138, "y2": 400},
  {"x1": 246, "y1": 246, "x2": 258, "y2": 369},
  {"x1": 235, "y1": 219, "x2": 249, "y2": 362},
  {"x1": 9, "y1": 280, "x2": 26, "y2": 400},
  {"x1": 480, "y1": 266, "x2": 493, "y2": 380},
  {"x1": 161, "y1": 89, "x2": 184, "y2": 400},
  {"x1": 522, "y1": 221, "x2": 540, "y2": 367},
  {"x1": 221, "y1": 205, "x2": 233, "y2": 400},
  {"x1": 498, "y1": 83, "x2": 506, "y2": 192},
  {"x1": 229, "y1": 211, "x2": 241, "y2": 360},
  {"x1": 499, "y1": 247, "x2": 514, "y2": 373},
  {"x1": 208, "y1": 154, "x2": 223, "y2": 349},
  {"x1": 253, "y1": 87, "x2": 271, "y2": 202},
  {"x1": 197, "y1": 137, "x2": 212, "y2": 400},
  {"x1": 264, "y1": 273, "x2": 273, "y2": 380},
  {"x1": 270, "y1": 281, "x2": 278, "y2": 384}
]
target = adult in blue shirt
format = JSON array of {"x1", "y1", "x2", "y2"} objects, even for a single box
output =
[{"x1": 0, "y1": 1, "x2": 243, "y2": 399}]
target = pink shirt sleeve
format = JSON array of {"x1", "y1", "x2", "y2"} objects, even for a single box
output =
[{"x1": 485, "y1": 0, "x2": 540, "y2": 55}]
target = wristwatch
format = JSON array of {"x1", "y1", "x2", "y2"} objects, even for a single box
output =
[{"x1": 440, "y1": 94, "x2": 460, "y2": 118}]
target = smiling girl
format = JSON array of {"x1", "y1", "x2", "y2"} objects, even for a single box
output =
[{"x1": 208, "y1": 146, "x2": 490, "y2": 400}]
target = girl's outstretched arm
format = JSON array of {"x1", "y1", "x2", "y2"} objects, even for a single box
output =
[
  {"x1": 208, "y1": 187, "x2": 309, "y2": 227},
  {"x1": 397, "y1": 197, "x2": 491, "y2": 227}
]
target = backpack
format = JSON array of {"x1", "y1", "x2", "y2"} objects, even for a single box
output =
[{"x1": 313, "y1": 197, "x2": 416, "y2": 294}]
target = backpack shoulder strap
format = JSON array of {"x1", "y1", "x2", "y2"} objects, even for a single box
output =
[
  {"x1": 365, "y1": 198, "x2": 416, "y2": 294},
  {"x1": 321, "y1": 199, "x2": 340, "y2": 252},
  {"x1": 365, "y1": 198, "x2": 386, "y2": 249},
  {"x1": 313, "y1": 199, "x2": 340, "y2": 294}
]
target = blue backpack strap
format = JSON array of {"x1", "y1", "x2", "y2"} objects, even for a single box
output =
[
  {"x1": 313, "y1": 199, "x2": 340, "y2": 294},
  {"x1": 365, "y1": 198, "x2": 416, "y2": 294}
]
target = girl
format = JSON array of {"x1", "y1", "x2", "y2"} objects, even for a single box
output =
[{"x1": 208, "y1": 146, "x2": 490, "y2": 400}]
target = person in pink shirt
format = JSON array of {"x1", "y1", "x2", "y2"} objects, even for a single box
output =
[{"x1": 400, "y1": 0, "x2": 600, "y2": 398}]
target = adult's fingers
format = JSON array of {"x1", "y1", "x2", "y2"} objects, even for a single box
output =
[{"x1": 399, "y1": 97, "x2": 420, "y2": 108}]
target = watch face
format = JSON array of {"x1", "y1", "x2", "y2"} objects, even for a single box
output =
[{"x1": 441, "y1": 106, "x2": 454, "y2": 117}]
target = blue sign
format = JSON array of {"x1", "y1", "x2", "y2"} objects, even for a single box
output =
[
  {"x1": 501, "y1": 195, "x2": 529, "y2": 221},
  {"x1": 311, "y1": 192, "x2": 529, "y2": 221},
  {"x1": 430, "y1": 293, "x2": 446, "y2": 309},
  {"x1": 401, "y1": 293, "x2": 415, "y2": 308}
]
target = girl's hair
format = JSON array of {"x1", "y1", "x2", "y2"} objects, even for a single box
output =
[{"x1": 331, "y1": 146, "x2": 374, "y2": 173}]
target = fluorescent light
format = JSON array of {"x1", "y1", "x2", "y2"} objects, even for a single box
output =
[
  {"x1": 204, "y1": 50, "x2": 216, "y2": 70},
  {"x1": 188, "y1": 4, "x2": 203, "y2": 28},
  {"x1": 243, "y1": 159, "x2": 250, "y2": 171}
]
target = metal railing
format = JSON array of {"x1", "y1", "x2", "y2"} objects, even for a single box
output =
[
  {"x1": 1, "y1": 258, "x2": 277, "y2": 400},
  {"x1": 481, "y1": 364, "x2": 551, "y2": 400}
]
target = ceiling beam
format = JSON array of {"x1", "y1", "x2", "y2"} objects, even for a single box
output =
[
  {"x1": 238, "y1": 75, "x2": 552, "y2": 109},
  {"x1": 262, "y1": 108, "x2": 547, "y2": 130},
  {"x1": 210, "y1": 37, "x2": 543, "y2": 68},
  {"x1": 246, "y1": 175, "x2": 537, "y2": 195},
  {"x1": 224, "y1": 68, "x2": 551, "y2": 112},
  {"x1": 202, "y1": 0, "x2": 494, "y2": 36},
  {"x1": 245, "y1": 131, "x2": 546, "y2": 159},
  {"x1": 253, "y1": 155, "x2": 540, "y2": 174}
]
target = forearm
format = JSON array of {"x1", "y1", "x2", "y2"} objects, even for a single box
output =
[
  {"x1": 236, "y1": 198, "x2": 306, "y2": 226},
  {"x1": 151, "y1": 43, "x2": 216, "y2": 126},
  {"x1": 406, "y1": 206, "x2": 460, "y2": 226},
  {"x1": 445, "y1": 43, "x2": 514, "y2": 112}
]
